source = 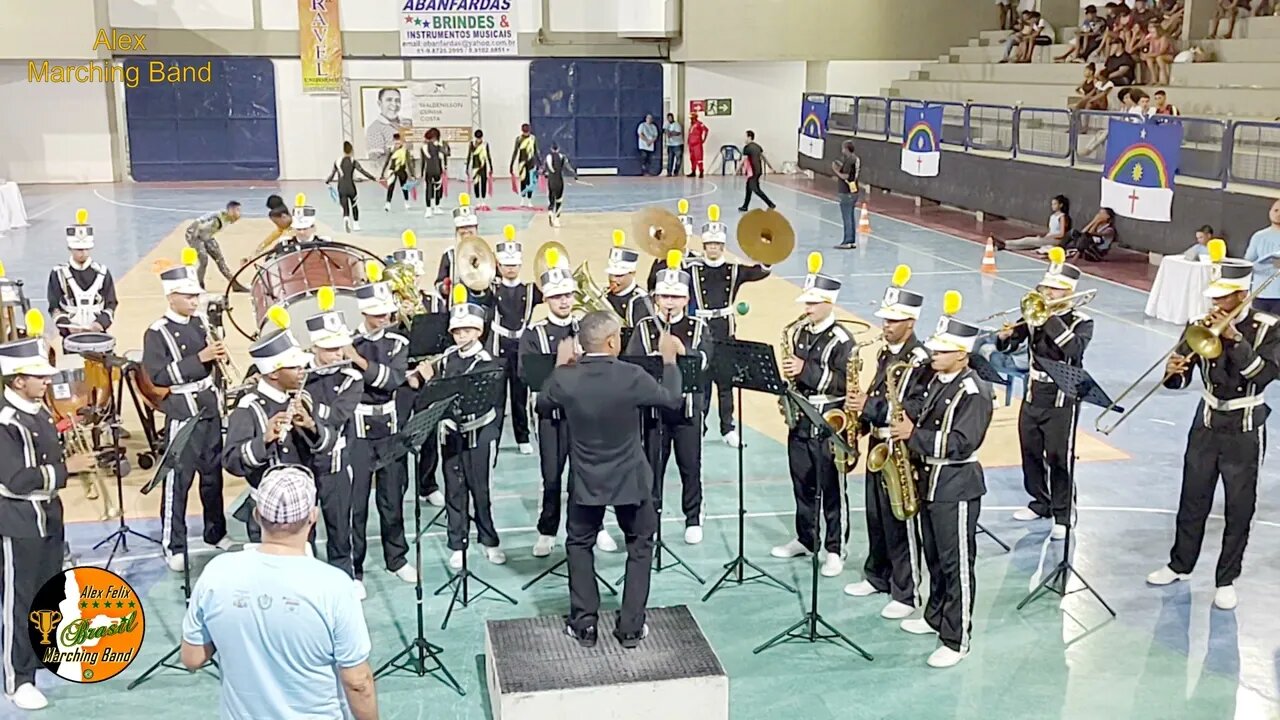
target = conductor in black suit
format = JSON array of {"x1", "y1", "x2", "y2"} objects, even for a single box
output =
[{"x1": 537, "y1": 310, "x2": 685, "y2": 649}]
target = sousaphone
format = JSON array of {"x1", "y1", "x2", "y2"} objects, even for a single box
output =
[
  {"x1": 532, "y1": 240, "x2": 570, "y2": 286},
  {"x1": 737, "y1": 209, "x2": 795, "y2": 266},
  {"x1": 455, "y1": 235, "x2": 497, "y2": 291}
]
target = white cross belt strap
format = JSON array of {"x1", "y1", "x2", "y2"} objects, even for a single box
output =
[
  {"x1": 695, "y1": 307, "x2": 734, "y2": 319},
  {"x1": 1201, "y1": 390, "x2": 1264, "y2": 412},
  {"x1": 806, "y1": 394, "x2": 842, "y2": 405},
  {"x1": 1028, "y1": 369, "x2": 1053, "y2": 383},
  {"x1": 492, "y1": 323, "x2": 523, "y2": 339},
  {"x1": 924, "y1": 454, "x2": 978, "y2": 466},
  {"x1": 170, "y1": 376, "x2": 214, "y2": 395}
]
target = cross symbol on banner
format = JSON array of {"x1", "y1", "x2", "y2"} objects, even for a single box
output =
[
  {"x1": 1128, "y1": 189, "x2": 1141, "y2": 213},
  {"x1": 917, "y1": 156, "x2": 924, "y2": 174}
]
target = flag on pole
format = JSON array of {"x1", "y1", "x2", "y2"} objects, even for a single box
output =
[
  {"x1": 900, "y1": 105, "x2": 943, "y2": 177},
  {"x1": 1100, "y1": 118, "x2": 1182, "y2": 223},
  {"x1": 798, "y1": 95, "x2": 829, "y2": 160}
]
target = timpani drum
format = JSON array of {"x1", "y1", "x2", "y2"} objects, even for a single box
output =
[
  {"x1": 63, "y1": 331, "x2": 118, "y2": 411},
  {"x1": 249, "y1": 244, "x2": 366, "y2": 333}
]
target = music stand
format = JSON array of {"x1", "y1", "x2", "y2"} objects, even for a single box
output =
[
  {"x1": 128, "y1": 415, "x2": 219, "y2": 690},
  {"x1": 1016, "y1": 359, "x2": 1118, "y2": 617},
  {"x1": 373, "y1": 397, "x2": 465, "y2": 695},
  {"x1": 618, "y1": 354, "x2": 705, "y2": 584},
  {"x1": 964, "y1": 354, "x2": 1012, "y2": 553},
  {"x1": 407, "y1": 312, "x2": 450, "y2": 362},
  {"x1": 517, "y1": 354, "x2": 618, "y2": 596},
  {"x1": 426, "y1": 368, "x2": 519, "y2": 629},
  {"x1": 703, "y1": 339, "x2": 796, "y2": 601},
  {"x1": 754, "y1": 390, "x2": 873, "y2": 661}
]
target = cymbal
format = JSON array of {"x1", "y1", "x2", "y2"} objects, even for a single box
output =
[
  {"x1": 456, "y1": 235, "x2": 497, "y2": 292},
  {"x1": 632, "y1": 207, "x2": 688, "y2": 258},
  {"x1": 533, "y1": 240, "x2": 569, "y2": 286},
  {"x1": 737, "y1": 209, "x2": 795, "y2": 266}
]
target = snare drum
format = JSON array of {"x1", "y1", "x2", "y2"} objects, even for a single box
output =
[
  {"x1": 64, "y1": 332, "x2": 118, "y2": 410},
  {"x1": 250, "y1": 244, "x2": 365, "y2": 332}
]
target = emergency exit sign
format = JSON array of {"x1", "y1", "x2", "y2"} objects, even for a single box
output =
[{"x1": 703, "y1": 98, "x2": 733, "y2": 117}]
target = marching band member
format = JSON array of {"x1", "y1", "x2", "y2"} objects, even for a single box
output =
[
  {"x1": 997, "y1": 248, "x2": 1093, "y2": 540},
  {"x1": 645, "y1": 199, "x2": 699, "y2": 293},
  {"x1": 494, "y1": 226, "x2": 540, "y2": 455},
  {"x1": 844, "y1": 266, "x2": 933, "y2": 619},
  {"x1": 435, "y1": 193, "x2": 481, "y2": 293},
  {"x1": 896, "y1": 291, "x2": 992, "y2": 669},
  {"x1": 142, "y1": 253, "x2": 233, "y2": 572},
  {"x1": 184, "y1": 200, "x2": 248, "y2": 291},
  {"x1": 771, "y1": 253, "x2": 852, "y2": 577},
  {"x1": 0, "y1": 323, "x2": 83, "y2": 712},
  {"x1": 605, "y1": 230, "x2": 653, "y2": 348},
  {"x1": 432, "y1": 288, "x2": 507, "y2": 570},
  {"x1": 689, "y1": 204, "x2": 771, "y2": 447},
  {"x1": 348, "y1": 269, "x2": 416, "y2": 586},
  {"x1": 47, "y1": 209, "x2": 117, "y2": 340},
  {"x1": 626, "y1": 251, "x2": 710, "y2": 545},
  {"x1": 1147, "y1": 250, "x2": 1279, "y2": 610}
]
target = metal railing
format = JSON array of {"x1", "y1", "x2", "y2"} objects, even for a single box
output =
[{"x1": 824, "y1": 94, "x2": 1280, "y2": 189}]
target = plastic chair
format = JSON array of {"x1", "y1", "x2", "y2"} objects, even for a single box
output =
[
  {"x1": 718, "y1": 145, "x2": 741, "y2": 176},
  {"x1": 1002, "y1": 368, "x2": 1027, "y2": 406}
]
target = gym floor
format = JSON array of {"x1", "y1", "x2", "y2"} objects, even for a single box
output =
[{"x1": 2, "y1": 174, "x2": 1276, "y2": 719}]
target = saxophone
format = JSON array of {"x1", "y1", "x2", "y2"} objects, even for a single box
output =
[
  {"x1": 779, "y1": 313, "x2": 807, "y2": 427},
  {"x1": 866, "y1": 360, "x2": 920, "y2": 521},
  {"x1": 822, "y1": 343, "x2": 864, "y2": 474}
]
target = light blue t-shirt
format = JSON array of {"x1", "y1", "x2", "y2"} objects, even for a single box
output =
[
  {"x1": 664, "y1": 121, "x2": 683, "y2": 147},
  {"x1": 1244, "y1": 226, "x2": 1280, "y2": 300},
  {"x1": 183, "y1": 549, "x2": 371, "y2": 720},
  {"x1": 638, "y1": 122, "x2": 658, "y2": 151}
]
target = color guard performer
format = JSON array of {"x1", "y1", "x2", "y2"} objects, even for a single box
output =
[
  {"x1": 1146, "y1": 254, "x2": 1279, "y2": 610},
  {"x1": 510, "y1": 123, "x2": 541, "y2": 209},
  {"x1": 844, "y1": 266, "x2": 933, "y2": 619},
  {"x1": 771, "y1": 255, "x2": 852, "y2": 577},
  {"x1": 184, "y1": 200, "x2": 248, "y2": 291},
  {"x1": 142, "y1": 256, "x2": 233, "y2": 572},
  {"x1": 605, "y1": 231, "x2": 653, "y2": 347},
  {"x1": 0, "y1": 329, "x2": 81, "y2": 712},
  {"x1": 689, "y1": 204, "x2": 771, "y2": 447},
  {"x1": 895, "y1": 292, "x2": 992, "y2": 669},
  {"x1": 493, "y1": 228, "x2": 540, "y2": 455},
  {"x1": 467, "y1": 130, "x2": 494, "y2": 211},
  {"x1": 997, "y1": 249, "x2": 1093, "y2": 539},
  {"x1": 47, "y1": 210, "x2": 117, "y2": 340},
  {"x1": 626, "y1": 252, "x2": 710, "y2": 545}
]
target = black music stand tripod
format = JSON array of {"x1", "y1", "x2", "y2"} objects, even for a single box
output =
[
  {"x1": 703, "y1": 339, "x2": 796, "y2": 602},
  {"x1": 374, "y1": 396, "x2": 465, "y2": 694},
  {"x1": 429, "y1": 369, "x2": 518, "y2": 629},
  {"x1": 754, "y1": 391, "x2": 872, "y2": 661},
  {"x1": 128, "y1": 416, "x2": 219, "y2": 690},
  {"x1": 1016, "y1": 359, "x2": 1118, "y2": 617}
]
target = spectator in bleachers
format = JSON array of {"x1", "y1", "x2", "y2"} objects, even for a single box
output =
[
  {"x1": 1133, "y1": 0, "x2": 1161, "y2": 27},
  {"x1": 1073, "y1": 63, "x2": 1115, "y2": 111},
  {"x1": 1182, "y1": 225, "x2": 1215, "y2": 260},
  {"x1": 1056, "y1": 5, "x2": 1106, "y2": 62},
  {"x1": 1128, "y1": 88, "x2": 1157, "y2": 119},
  {"x1": 1013, "y1": 12, "x2": 1055, "y2": 63},
  {"x1": 999, "y1": 11, "x2": 1035, "y2": 62},
  {"x1": 1103, "y1": 40, "x2": 1137, "y2": 86},
  {"x1": 1064, "y1": 208, "x2": 1117, "y2": 261},
  {"x1": 1159, "y1": 0, "x2": 1186, "y2": 34},
  {"x1": 1140, "y1": 21, "x2": 1177, "y2": 85},
  {"x1": 1153, "y1": 89, "x2": 1181, "y2": 115},
  {"x1": 1243, "y1": 199, "x2": 1280, "y2": 314},
  {"x1": 991, "y1": 195, "x2": 1072, "y2": 252},
  {"x1": 996, "y1": 0, "x2": 1016, "y2": 31},
  {"x1": 1209, "y1": 0, "x2": 1247, "y2": 38}
]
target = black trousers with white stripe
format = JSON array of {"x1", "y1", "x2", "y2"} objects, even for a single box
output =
[
  {"x1": 441, "y1": 435, "x2": 500, "y2": 551},
  {"x1": 1018, "y1": 402, "x2": 1075, "y2": 524},
  {"x1": 647, "y1": 416, "x2": 704, "y2": 527},
  {"x1": 920, "y1": 498, "x2": 980, "y2": 652},
  {"x1": 496, "y1": 341, "x2": 531, "y2": 445},
  {"x1": 310, "y1": 470, "x2": 354, "y2": 578},
  {"x1": 350, "y1": 436, "x2": 410, "y2": 579},
  {"x1": 786, "y1": 431, "x2": 848, "y2": 555},
  {"x1": 863, "y1": 454, "x2": 921, "y2": 605},
  {"x1": 1169, "y1": 422, "x2": 1265, "y2": 587},
  {"x1": 161, "y1": 414, "x2": 226, "y2": 557},
  {"x1": 535, "y1": 417, "x2": 571, "y2": 537},
  {"x1": 2, "y1": 533, "x2": 62, "y2": 693}
]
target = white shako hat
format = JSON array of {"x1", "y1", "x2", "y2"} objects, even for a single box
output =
[
  {"x1": 449, "y1": 303, "x2": 486, "y2": 331},
  {"x1": 454, "y1": 193, "x2": 478, "y2": 229},
  {"x1": 874, "y1": 264, "x2": 924, "y2": 321},
  {"x1": 924, "y1": 291, "x2": 980, "y2": 353},
  {"x1": 496, "y1": 224, "x2": 522, "y2": 265},
  {"x1": 66, "y1": 208, "x2": 94, "y2": 250},
  {"x1": 700, "y1": 204, "x2": 727, "y2": 246},
  {"x1": 249, "y1": 327, "x2": 312, "y2": 373},
  {"x1": 1038, "y1": 247, "x2": 1082, "y2": 292},
  {"x1": 0, "y1": 336, "x2": 57, "y2": 377},
  {"x1": 161, "y1": 249, "x2": 204, "y2": 295},
  {"x1": 392, "y1": 229, "x2": 425, "y2": 275},
  {"x1": 605, "y1": 229, "x2": 639, "y2": 275},
  {"x1": 653, "y1": 249, "x2": 690, "y2": 297},
  {"x1": 1203, "y1": 239, "x2": 1252, "y2": 298},
  {"x1": 795, "y1": 252, "x2": 840, "y2": 304},
  {"x1": 540, "y1": 266, "x2": 575, "y2": 298}
]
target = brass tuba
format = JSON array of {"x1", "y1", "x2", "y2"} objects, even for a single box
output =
[
  {"x1": 865, "y1": 361, "x2": 920, "y2": 520},
  {"x1": 385, "y1": 260, "x2": 426, "y2": 322},
  {"x1": 571, "y1": 262, "x2": 622, "y2": 322}
]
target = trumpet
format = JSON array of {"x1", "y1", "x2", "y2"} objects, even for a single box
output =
[{"x1": 977, "y1": 289, "x2": 1096, "y2": 331}]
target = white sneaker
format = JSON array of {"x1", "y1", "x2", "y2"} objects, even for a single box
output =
[
  {"x1": 6, "y1": 683, "x2": 48, "y2": 711},
  {"x1": 449, "y1": 550, "x2": 464, "y2": 570},
  {"x1": 404, "y1": 201, "x2": 411, "y2": 211},
  {"x1": 722, "y1": 430, "x2": 743, "y2": 448},
  {"x1": 843, "y1": 580, "x2": 880, "y2": 597},
  {"x1": 166, "y1": 554, "x2": 185, "y2": 572},
  {"x1": 1146, "y1": 565, "x2": 1189, "y2": 586},
  {"x1": 425, "y1": 490, "x2": 445, "y2": 507},
  {"x1": 393, "y1": 564, "x2": 418, "y2": 584},
  {"x1": 927, "y1": 646, "x2": 968, "y2": 668},
  {"x1": 352, "y1": 220, "x2": 361, "y2": 231},
  {"x1": 1214, "y1": 585, "x2": 1238, "y2": 610},
  {"x1": 354, "y1": 580, "x2": 367, "y2": 601},
  {"x1": 771, "y1": 540, "x2": 810, "y2": 558},
  {"x1": 212, "y1": 537, "x2": 236, "y2": 551},
  {"x1": 435, "y1": 206, "x2": 445, "y2": 216},
  {"x1": 344, "y1": 217, "x2": 353, "y2": 232},
  {"x1": 1012, "y1": 507, "x2": 1043, "y2": 521},
  {"x1": 532, "y1": 535, "x2": 556, "y2": 557},
  {"x1": 518, "y1": 442, "x2": 534, "y2": 455},
  {"x1": 383, "y1": 202, "x2": 391, "y2": 212},
  {"x1": 900, "y1": 618, "x2": 936, "y2": 635},
  {"x1": 684, "y1": 526, "x2": 703, "y2": 545},
  {"x1": 485, "y1": 547, "x2": 507, "y2": 565},
  {"x1": 881, "y1": 600, "x2": 915, "y2": 619},
  {"x1": 1050, "y1": 524, "x2": 1067, "y2": 541},
  {"x1": 596, "y1": 529, "x2": 619, "y2": 553},
  {"x1": 821, "y1": 554, "x2": 844, "y2": 577},
  {"x1": 425, "y1": 209, "x2": 433, "y2": 219}
]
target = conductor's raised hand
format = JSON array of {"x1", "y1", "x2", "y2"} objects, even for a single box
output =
[{"x1": 555, "y1": 337, "x2": 578, "y2": 367}]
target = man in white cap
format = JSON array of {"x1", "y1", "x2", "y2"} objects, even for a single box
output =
[
  {"x1": 626, "y1": 263, "x2": 710, "y2": 545},
  {"x1": 46, "y1": 211, "x2": 117, "y2": 342},
  {"x1": 493, "y1": 235, "x2": 540, "y2": 455},
  {"x1": 604, "y1": 238, "x2": 652, "y2": 349},
  {"x1": 142, "y1": 261, "x2": 234, "y2": 572},
  {"x1": 996, "y1": 252, "x2": 1093, "y2": 540},
  {"x1": 0, "y1": 332, "x2": 89, "y2": 711},
  {"x1": 893, "y1": 293, "x2": 992, "y2": 669},
  {"x1": 1147, "y1": 256, "x2": 1280, "y2": 611},
  {"x1": 844, "y1": 267, "x2": 934, "y2": 619},
  {"x1": 771, "y1": 263, "x2": 854, "y2": 577},
  {"x1": 184, "y1": 200, "x2": 248, "y2": 291},
  {"x1": 181, "y1": 465, "x2": 378, "y2": 720}
]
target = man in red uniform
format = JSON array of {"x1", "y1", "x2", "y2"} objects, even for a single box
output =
[{"x1": 686, "y1": 113, "x2": 709, "y2": 179}]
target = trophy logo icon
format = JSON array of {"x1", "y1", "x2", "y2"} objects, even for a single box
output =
[{"x1": 29, "y1": 610, "x2": 61, "y2": 646}]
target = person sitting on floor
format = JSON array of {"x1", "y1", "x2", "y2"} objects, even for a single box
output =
[
  {"x1": 1064, "y1": 207, "x2": 1118, "y2": 261},
  {"x1": 992, "y1": 195, "x2": 1072, "y2": 252}
]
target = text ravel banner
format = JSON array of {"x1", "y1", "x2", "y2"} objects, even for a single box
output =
[
  {"x1": 299, "y1": 0, "x2": 343, "y2": 93},
  {"x1": 400, "y1": 0, "x2": 519, "y2": 57}
]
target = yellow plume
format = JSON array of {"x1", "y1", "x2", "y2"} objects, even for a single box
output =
[
  {"x1": 459, "y1": 192, "x2": 471, "y2": 207},
  {"x1": 181, "y1": 247, "x2": 199, "y2": 267},
  {"x1": 318, "y1": 286, "x2": 336, "y2": 312},
  {"x1": 545, "y1": 247, "x2": 561, "y2": 269},
  {"x1": 1208, "y1": 238, "x2": 1227, "y2": 263},
  {"x1": 402, "y1": 230, "x2": 417, "y2": 249},
  {"x1": 295, "y1": 193, "x2": 306, "y2": 206},
  {"x1": 266, "y1": 305, "x2": 290, "y2": 329},
  {"x1": 503, "y1": 224, "x2": 516, "y2": 241},
  {"x1": 365, "y1": 260, "x2": 384, "y2": 283},
  {"x1": 666, "y1": 249, "x2": 683, "y2": 268},
  {"x1": 25, "y1": 309, "x2": 44, "y2": 337},
  {"x1": 1047, "y1": 246, "x2": 1066, "y2": 265},
  {"x1": 612, "y1": 229, "x2": 625, "y2": 248},
  {"x1": 708, "y1": 204, "x2": 720, "y2": 223},
  {"x1": 75, "y1": 208, "x2": 89, "y2": 224},
  {"x1": 678, "y1": 198, "x2": 689, "y2": 215},
  {"x1": 451, "y1": 283, "x2": 467, "y2": 306},
  {"x1": 943, "y1": 290, "x2": 962, "y2": 316},
  {"x1": 891, "y1": 264, "x2": 911, "y2": 287},
  {"x1": 0, "y1": 260, "x2": 6, "y2": 278},
  {"x1": 807, "y1": 252, "x2": 822, "y2": 274}
]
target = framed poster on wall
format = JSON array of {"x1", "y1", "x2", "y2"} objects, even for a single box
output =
[{"x1": 348, "y1": 79, "x2": 480, "y2": 163}]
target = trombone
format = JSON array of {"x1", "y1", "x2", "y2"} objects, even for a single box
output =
[
  {"x1": 1095, "y1": 268, "x2": 1280, "y2": 435},
  {"x1": 976, "y1": 289, "x2": 1096, "y2": 332}
]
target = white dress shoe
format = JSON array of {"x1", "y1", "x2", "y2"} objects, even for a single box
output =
[
  {"x1": 354, "y1": 580, "x2": 367, "y2": 601},
  {"x1": 722, "y1": 430, "x2": 743, "y2": 448},
  {"x1": 927, "y1": 646, "x2": 968, "y2": 668},
  {"x1": 596, "y1": 530, "x2": 619, "y2": 553},
  {"x1": 1214, "y1": 585, "x2": 1238, "y2": 610},
  {"x1": 771, "y1": 540, "x2": 810, "y2": 558},
  {"x1": 843, "y1": 580, "x2": 880, "y2": 597},
  {"x1": 900, "y1": 618, "x2": 936, "y2": 635},
  {"x1": 1012, "y1": 507, "x2": 1043, "y2": 521},
  {"x1": 1146, "y1": 565, "x2": 1189, "y2": 586},
  {"x1": 425, "y1": 490, "x2": 445, "y2": 507},
  {"x1": 684, "y1": 526, "x2": 703, "y2": 545},
  {"x1": 166, "y1": 554, "x2": 185, "y2": 572},
  {"x1": 821, "y1": 554, "x2": 844, "y2": 577},
  {"x1": 449, "y1": 550, "x2": 464, "y2": 570},
  {"x1": 485, "y1": 547, "x2": 507, "y2": 565},
  {"x1": 6, "y1": 683, "x2": 48, "y2": 710},
  {"x1": 881, "y1": 600, "x2": 915, "y2": 619},
  {"x1": 393, "y1": 564, "x2": 418, "y2": 584},
  {"x1": 1050, "y1": 524, "x2": 1067, "y2": 541},
  {"x1": 518, "y1": 442, "x2": 534, "y2": 455},
  {"x1": 532, "y1": 535, "x2": 556, "y2": 557}
]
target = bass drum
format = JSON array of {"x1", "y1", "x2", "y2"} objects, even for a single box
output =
[{"x1": 249, "y1": 244, "x2": 366, "y2": 335}]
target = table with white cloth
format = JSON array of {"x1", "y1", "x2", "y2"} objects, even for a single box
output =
[
  {"x1": 0, "y1": 182, "x2": 29, "y2": 232},
  {"x1": 1145, "y1": 254, "x2": 1212, "y2": 325}
]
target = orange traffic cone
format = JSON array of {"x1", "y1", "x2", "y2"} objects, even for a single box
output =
[
  {"x1": 858, "y1": 202, "x2": 872, "y2": 239},
  {"x1": 981, "y1": 236, "x2": 998, "y2": 274}
]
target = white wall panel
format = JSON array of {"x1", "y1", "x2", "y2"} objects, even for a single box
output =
[
  {"x1": 0, "y1": 62, "x2": 115, "y2": 183},
  {"x1": 0, "y1": 0, "x2": 100, "y2": 60},
  {"x1": 683, "y1": 62, "x2": 805, "y2": 165},
  {"x1": 825, "y1": 61, "x2": 927, "y2": 97},
  {"x1": 107, "y1": 0, "x2": 255, "y2": 29},
  {"x1": 260, "y1": 0, "x2": 300, "y2": 31},
  {"x1": 616, "y1": 0, "x2": 678, "y2": 35},
  {"x1": 274, "y1": 58, "x2": 343, "y2": 180}
]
